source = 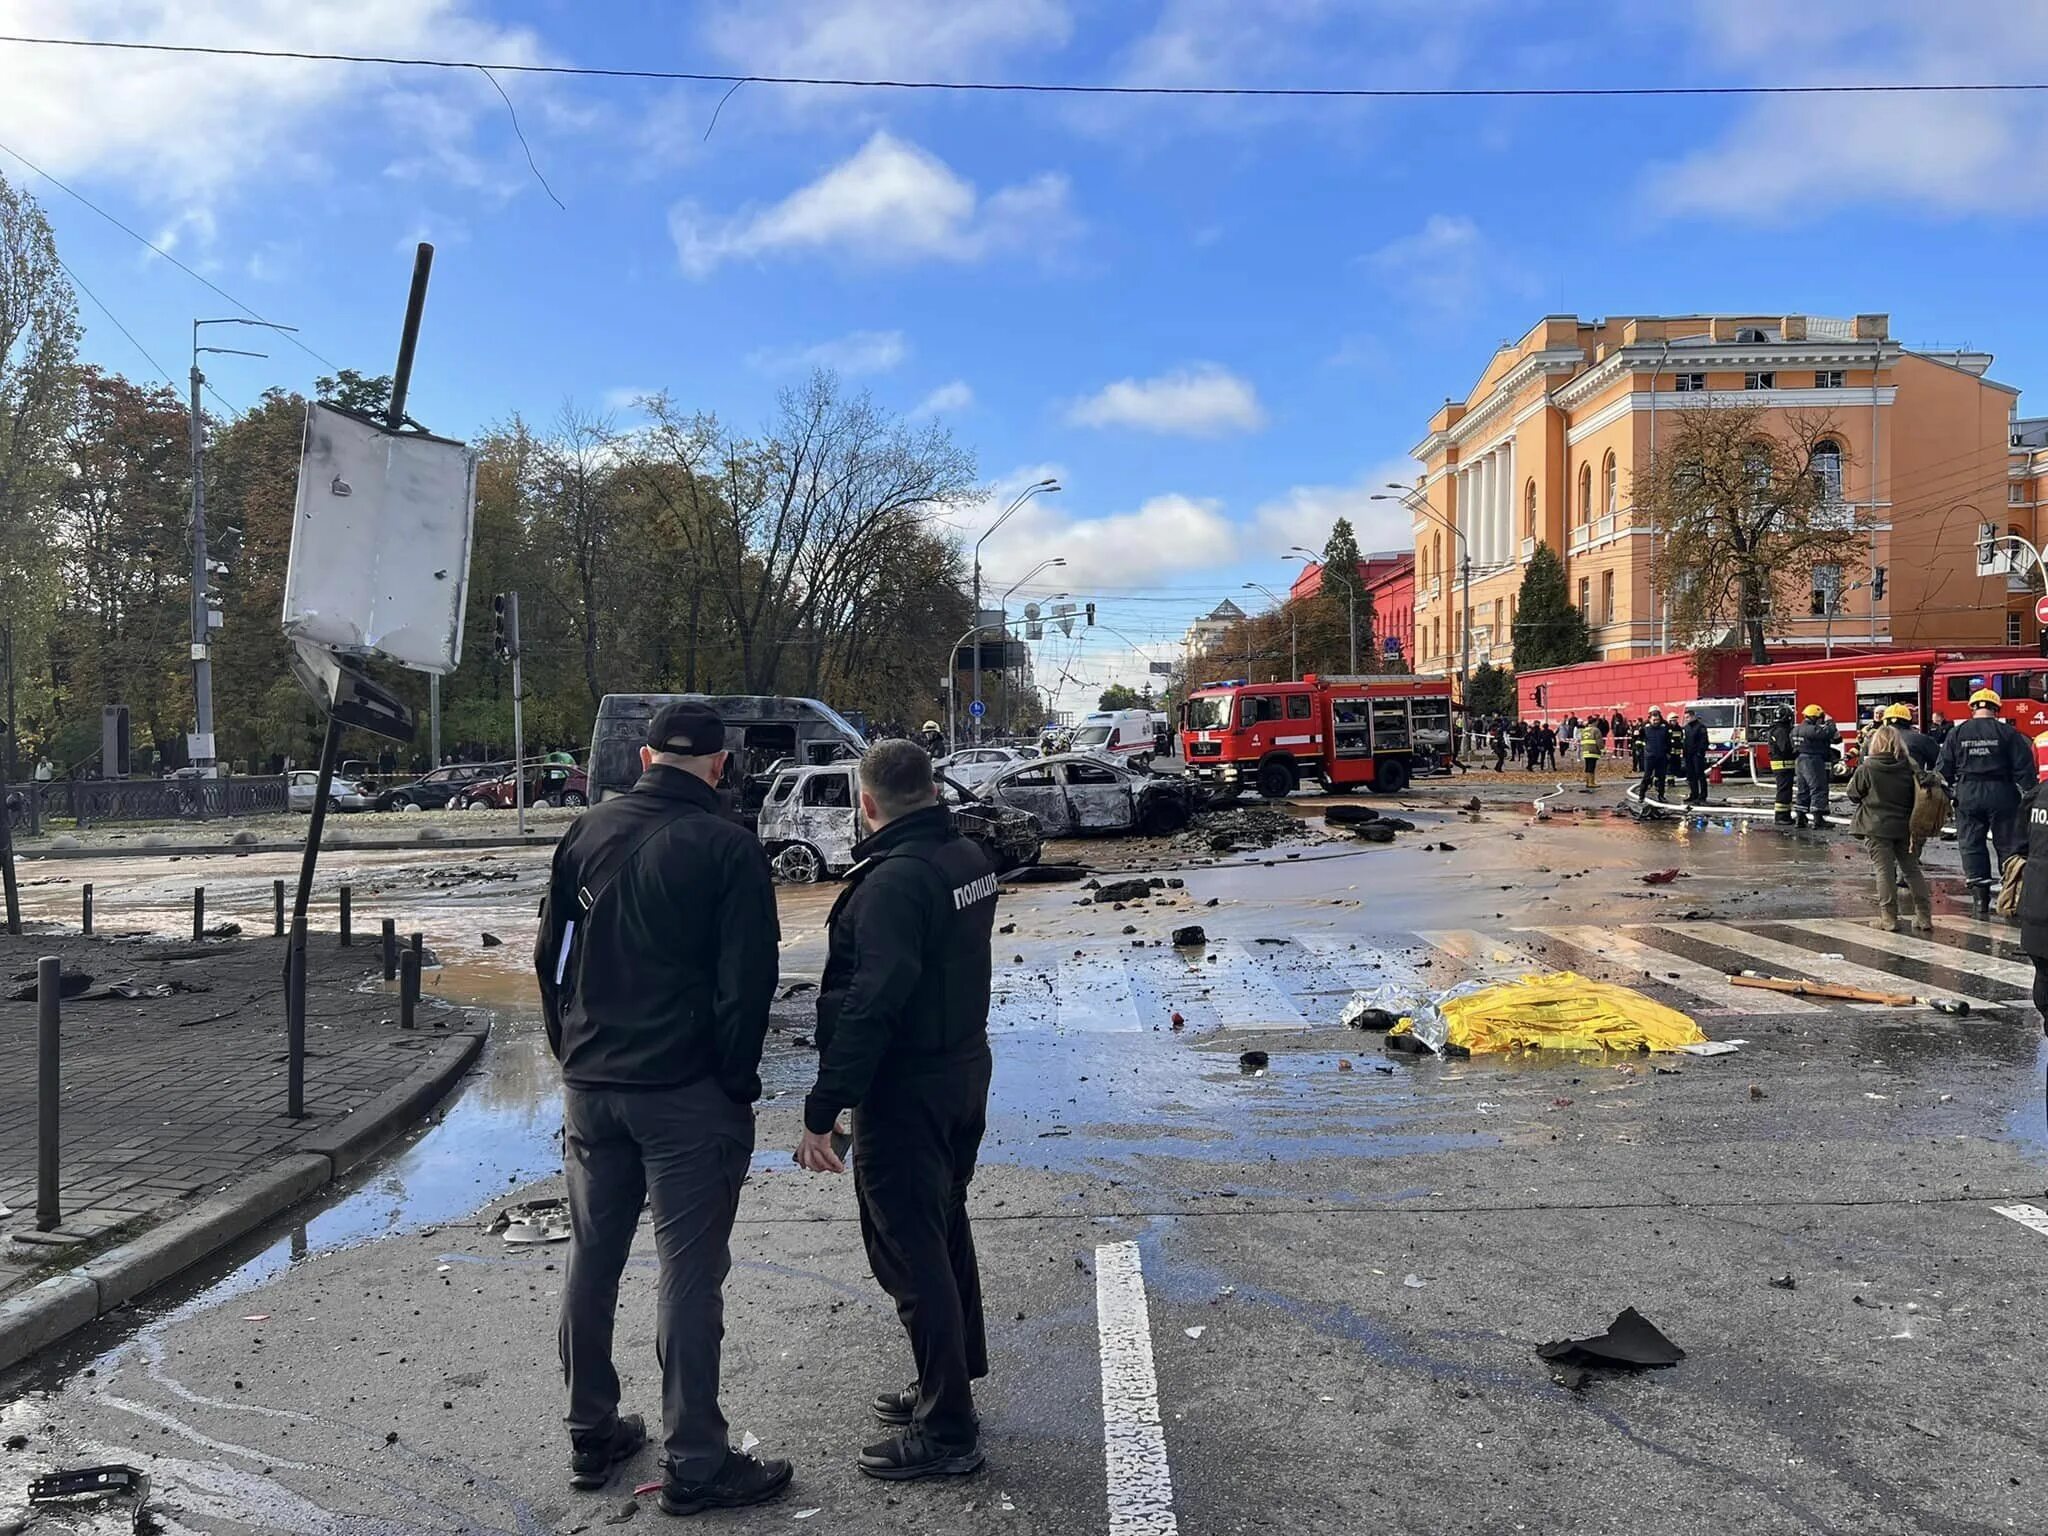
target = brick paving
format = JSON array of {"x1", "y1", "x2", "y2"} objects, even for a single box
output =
[{"x1": 0, "y1": 928, "x2": 482, "y2": 1297}]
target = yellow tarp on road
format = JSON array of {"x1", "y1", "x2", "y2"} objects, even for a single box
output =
[{"x1": 1388, "y1": 972, "x2": 1707, "y2": 1056}]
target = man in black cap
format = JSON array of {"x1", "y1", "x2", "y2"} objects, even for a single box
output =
[
  {"x1": 793, "y1": 738, "x2": 1000, "y2": 1482},
  {"x1": 535, "y1": 700, "x2": 791, "y2": 1514}
]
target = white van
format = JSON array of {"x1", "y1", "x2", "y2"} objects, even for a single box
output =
[{"x1": 1070, "y1": 709, "x2": 1158, "y2": 767}]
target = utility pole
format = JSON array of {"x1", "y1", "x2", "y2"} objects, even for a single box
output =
[
  {"x1": 1461, "y1": 552, "x2": 1473, "y2": 690},
  {"x1": 506, "y1": 591, "x2": 527, "y2": 837},
  {"x1": 972, "y1": 479, "x2": 1059, "y2": 743},
  {"x1": 429, "y1": 673, "x2": 441, "y2": 767}
]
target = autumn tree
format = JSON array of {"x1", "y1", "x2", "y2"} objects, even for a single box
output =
[{"x1": 1633, "y1": 402, "x2": 1865, "y2": 664}]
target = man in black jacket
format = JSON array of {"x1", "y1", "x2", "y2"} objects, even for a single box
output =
[
  {"x1": 1768, "y1": 708, "x2": 1797, "y2": 824},
  {"x1": 1939, "y1": 687, "x2": 2039, "y2": 916},
  {"x1": 1635, "y1": 708, "x2": 1673, "y2": 803},
  {"x1": 794, "y1": 738, "x2": 1000, "y2": 1482},
  {"x1": 1794, "y1": 705, "x2": 1840, "y2": 829},
  {"x1": 1680, "y1": 709, "x2": 1711, "y2": 806},
  {"x1": 534, "y1": 701, "x2": 790, "y2": 1515}
]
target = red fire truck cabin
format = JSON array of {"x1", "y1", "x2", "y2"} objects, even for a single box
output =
[{"x1": 1178, "y1": 674, "x2": 1455, "y2": 800}]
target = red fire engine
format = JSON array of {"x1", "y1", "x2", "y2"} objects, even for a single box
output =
[
  {"x1": 1177, "y1": 674, "x2": 1455, "y2": 800},
  {"x1": 1739, "y1": 648, "x2": 2037, "y2": 772}
]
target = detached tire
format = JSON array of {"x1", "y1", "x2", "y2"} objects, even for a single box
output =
[
  {"x1": 1256, "y1": 759, "x2": 1298, "y2": 801},
  {"x1": 1370, "y1": 756, "x2": 1411, "y2": 795}
]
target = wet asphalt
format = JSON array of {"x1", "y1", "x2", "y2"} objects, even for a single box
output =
[{"x1": 2, "y1": 796, "x2": 2046, "y2": 1534}]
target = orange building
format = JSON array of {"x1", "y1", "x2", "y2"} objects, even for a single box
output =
[{"x1": 1405, "y1": 313, "x2": 2028, "y2": 681}]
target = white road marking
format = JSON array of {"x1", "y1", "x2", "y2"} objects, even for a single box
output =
[
  {"x1": 1994, "y1": 1203, "x2": 2048, "y2": 1239},
  {"x1": 1541, "y1": 926, "x2": 1821, "y2": 1014},
  {"x1": 1198, "y1": 940, "x2": 1312, "y2": 1031},
  {"x1": 1786, "y1": 919, "x2": 2036, "y2": 987},
  {"x1": 1096, "y1": 1241, "x2": 1178, "y2": 1536},
  {"x1": 1057, "y1": 953, "x2": 1141, "y2": 1033},
  {"x1": 1419, "y1": 929, "x2": 1540, "y2": 979},
  {"x1": 1682, "y1": 921, "x2": 1999, "y2": 1011}
]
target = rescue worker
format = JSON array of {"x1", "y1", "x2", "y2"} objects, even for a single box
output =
[
  {"x1": 1793, "y1": 704, "x2": 1839, "y2": 829},
  {"x1": 1883, "y1": 702, "x2": 1939, "y2": 771},
  {"x1": 920, "y1": 720, "x2": 946, "y2": 756},
  {"x1": 1938, "y1": 687, "x2": 2038, "y2": 917},
  {"x1": 1681, "y1": 709, "x2": 1711, "y2": 807},
  {"x1": 1768, "y1": 707, "x2": 1797, "y2": 824},
  {"x1": 534, "y1": 701, "x2": 791, "y2": 1514},
  {"x1": 1635, "y1": 707, "x2": 1673, "y2": 803},
  {"x1": 1579, "y1": 717, "x2": 1602, "y2": 791},
  {"x1": 795, "y1": 738, "x2": 1000, "y2": 1482}
]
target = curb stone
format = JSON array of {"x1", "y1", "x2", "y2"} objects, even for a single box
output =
[{"x1": 0, "y1": 1026, "x2": 488, "y2": 1375}]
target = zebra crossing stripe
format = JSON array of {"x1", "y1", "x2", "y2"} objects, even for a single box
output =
[
  {"x1": 1784, "y1": 918, "x2": 2037, "y2": 988},
  {"x1": 1538, "y1": 926, "x2": 1821, "y2": 1014},
  {"x1": 1057, "y1": 951, "x2": 1142, "y2": 1033},
  {"x1": 1419, "y1": 929, "x2": 1540, "y2": 974},
  {"x1": 1195, "y1": 939, "x2": 1312, "y2": 1031},
  {"x1": 1680, "y1": 921, "x2": 1998, "y2": 1011},
  {"x1": 1096, "y1": 1241, "x2": 1179, "y2": 1535},
  {"x1": 1994, "y1": 1203, "x2": 2048, "y2": 1239}
]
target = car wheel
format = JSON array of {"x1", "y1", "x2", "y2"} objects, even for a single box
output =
[
  {"x1": 561, "y1": 790, "x2": 587, "y2": 807},
  {"x1": 1370, "y1": 756, "x2": 1412, "y2": 795},
  {"x1": 772, "y1": 842, "x2": 826, "y2": 884},
  {"x1": 1138, "y1": 796, "x2": 1189, "y2": 835},
  {"x1": 396, "y1": 798, "x2": 422, "y2": 812},
  {"x1": 465, "y1": 796, "x2": 493, "y2": 810},
  {"x1": 1256, "y1": 759, "x2": 1298, "y2": 801},
  {"x1": 327, "y1": 796, "x2": 342, "y2": 813}
]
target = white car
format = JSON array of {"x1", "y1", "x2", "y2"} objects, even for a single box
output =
[
  {"x1": 287, "y1": 770, "x2": 377, "y2": 814},
  {"x1": 934, "y1": 746, "x2": 1036, "y2": 789}
]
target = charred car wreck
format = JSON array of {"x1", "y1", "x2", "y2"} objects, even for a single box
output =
[
  {"x1": 757, "y1": 764, "x2": 1043, "y2": 882},
  {"x1": 973, "y1": 752, "x2": 1194, "y2": 837}
]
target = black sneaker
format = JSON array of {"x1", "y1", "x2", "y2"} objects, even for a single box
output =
[
  {"x1": 569, "y1": 1413, "x2": 646, "y2": 1490},
  {"x1": 858, "y1": 1428, "x2": 985, "y2": 1482},
  {"x1": 871, "y1": 1382, "x2": 918, "y2": 1426},
  {"x1": 659, "y1": 1450, "x2": 794, "y2": 1516}
]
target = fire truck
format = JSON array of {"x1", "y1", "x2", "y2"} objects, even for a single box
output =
[
  {"x1": 1739, "y1": 648, "x2": 2038, "y2": 773},
  {"x1": 1177, "y1": 674, "x2": 1455, "y2": 800}
]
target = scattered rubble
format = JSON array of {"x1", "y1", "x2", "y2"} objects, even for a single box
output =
[
  {"x1": 1172, "y1": 926, "x2": 1207, "y2": 948},
  {"x1": 1537, "y1": 1307, "x2": 1685, "y2": 1391},
  {"x1": 1094, "y1": 878, "x2": 1154, "y2": 905}
]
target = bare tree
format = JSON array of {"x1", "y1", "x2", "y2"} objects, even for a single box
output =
[{"x1": 1633, "y1": 402, "x2": 1867, "y2": 664}]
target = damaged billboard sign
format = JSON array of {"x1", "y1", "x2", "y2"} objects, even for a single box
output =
[{"x1": 281, "y1": 402, "x2": 480, "y2": 675}]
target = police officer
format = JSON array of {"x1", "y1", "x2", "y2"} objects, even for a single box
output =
[
  {"x1": 535, "y1": 701, "x2": 792, "y2": 1514},
  {"x1": 1636, "y1": 707, "x2": 1673, "y2": 803},
  {"x1": 1768, "y1": 707, "x2": 1796, "y2": 824},
  {"x1": 1681, "y1": 708, "x2": 1711, "y2": 806},
  {"x1": 1939, "y1": 687, "x2": 2038, "y2": 916},
  {"x1": 1882, "y1": 702, "x2": 1939, "y2": 771},
  {"x1": 795, "y1": 739, "x2": 1000, "y2": 1482},
  {"x1": 1793, "y1": 704, "x2": 1839, "y2": 829}
]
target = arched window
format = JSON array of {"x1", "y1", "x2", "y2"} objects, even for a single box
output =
[
  {"x1": 1812, "y1": 439, "x2": 1843, "y2": 504},
  {"x1": 1578, "y1": 463, "x2": 1592, "y2": 525},
  {"x1": 1524, "y1": 478, "x2": 1537, "y2": 539},
  {"x1": 1603, "y1": 451, "x2": 1619, "y2": 516},
  {"x1": 1433, "y1": 533, "x2": 1443, "y2": 584}
]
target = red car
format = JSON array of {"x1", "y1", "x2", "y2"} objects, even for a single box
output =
[{"x1": 463, "y1": 761, "x2": 588, "y2": 810}]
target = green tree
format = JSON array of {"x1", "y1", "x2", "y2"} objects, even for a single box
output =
[
  {"x1": 1511, "y1": 541, "x2": 1594, "y2": 672},
  {"x1": 1097, "y1": 683, "x2": 1145, "y2": 711},
  {"x1": 315, "y1": 369, "x2": 395, "y2": 418},
  {"x1": 1316, "y1": 516, "x2": 1374, "y2": 669},
  {"x1": 1465, "y1": 660, "x2": 1516, "y2": 718}
]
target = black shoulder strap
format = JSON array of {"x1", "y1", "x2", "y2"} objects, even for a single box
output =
[{"x1": 576, "y1": 801, "x2": 695, "y2": 918}]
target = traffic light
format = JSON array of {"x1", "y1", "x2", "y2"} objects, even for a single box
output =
[
  {"x1": 1871, "y1": 566, "x2": 1887, "y2": 601},
  {"x1": 492, "y1": 593, "x2": 508, "y2": 659},
  {"x1": 1085, "y1": 602, "x2": 1096, "y2": 627}
]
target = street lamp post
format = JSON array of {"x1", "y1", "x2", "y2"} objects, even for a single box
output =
[
  {"x1": 972, "y1": 479, "x2": 1059, "y2": 742},
  {"x1": 1243, "y1": 581, "x2": 1295, "y2": 678},
  {"x1": 1374, "y1": 485, "x2": 1470, "y2": 692},
  {"x1": 1287, "y1": 547, "x2": 1357, "y2": 672}
]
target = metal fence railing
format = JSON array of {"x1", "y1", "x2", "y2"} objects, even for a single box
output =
[{"x1": 3, "y1": 774, "x2": 289, "y2": 832}]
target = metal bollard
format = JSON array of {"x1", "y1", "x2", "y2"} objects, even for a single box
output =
[
  {"x1": 338, "y1": 885, "x2": 352, "y2": 947},
  {"x1": 400, "y1": 949, "x2": 420, "y2": 1029},
  {"x1": 193, "y1": 885, "x2": 205, "y2": 941},
  {"x1": 287, "y1": 916, "x2": 307, "y2": 1119},
  {"x1": 382, "y1": 918, "x2": 398, "y2": 981},
  {"x1": 410, "y1": 931, "x2": 423, "y2": 963},
  {"x1": 81, "y1": 882, "x2": 92, "y2": 936},
  {"x1": 274, "y1": 879, "x2": 285, "y2": 938},
  {"x1": 36, "y1": 955, "x2": 60, "y2": 1231}
]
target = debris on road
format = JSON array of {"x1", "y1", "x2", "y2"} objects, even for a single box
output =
[
  {"x1": 6, "y1": 967, "x2": 91, "y2": 1001},
  {"x1": 1402, "y1": 1274, "x2": 1426, "y2": 1289},
  {"x1": 1731, "y1": 972, "x2": 1961, "y2": 1009},
  {"x1": 778, "y1": 981, "x2": 816, "y2": 999},
  {"x1": 1339, "y1": 989, "x2": 1402, "y2": 1032},
  {"x1": 1172, "y1": 925, "x2": 1207, "y2": 947},
  {"x1": 1003, "y1": 863, "x2": 1091, "y2": 884},
  {"x1": 1681, "y1": 1040, "x2": 1744, "y2": 1057},
  {"x1": 1352, "y1": 824, "x2": 1397, "y2": 844},
  {"x1": 1172, "y1": 803, "x2": 1319, "y2": 855},
  {"x1": 480, "y1": 932, "x2": 503, "y2": 947},
  {"x1": 1769, "y1": 1275, "x2": 1797, "y2": 1290},
  {"x1": 1239, "y1": 1050, "x2": 1269, "y2": 1071},
  {"x1": 1384, "y1": 973, "x2": 1706, "y2": 1056},
  {"x1": 1094, "y1": 878, "x2": 1155, "y2": 904},
  {"x1": 27, "y1": 1464, "x2": 151, "y2": 1530},
  {"x1": 1184, "y1": 1326, "x2": 1206, "y2": 1339},
  {"x1": 1324, "y1": 805, "x2": 1379, "y2": 826},
  {"x1": 490, "y1": 1197, "x2": 571, "y2": 1245},
  {"x1": 1536, "y1": 1306, "x2": 1685, "y2": 1390},
  {"x1": 1640, "y1": 868, "x2": 1684, "y2": 885}
]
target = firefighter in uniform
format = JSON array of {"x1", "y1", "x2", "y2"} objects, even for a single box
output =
[
  {"x1": 1768, "y1": 707, "x2": 1796, "y2": 823},
  {"x1": 1938, "y1": 687, "x2": 2038, "y2": 917},
  {"x1": 1883, "y1": 702, "x2": 1939, "y2": 771},
  {"x1": 1579, "y1": 718, "x2": 1602, "y2": 790},
  {"x1": 796, "y1": 739, "x2": 1000, "y2": 1482},
  {"x1": 1793, "y1": 704, "x2": 1839, "y2": 829}
]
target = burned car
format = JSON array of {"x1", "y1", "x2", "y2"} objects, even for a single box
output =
[
  {"x1": 757, "y1": 763, "x2": 1042, "y2": 882},
  {"x1": 975, "y1": 752, "x2": 1193, "y2": 837}
]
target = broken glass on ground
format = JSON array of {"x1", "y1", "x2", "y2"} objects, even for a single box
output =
[{"x1": 488, "y1": 1197, "x2": 571, "y2": 1245}]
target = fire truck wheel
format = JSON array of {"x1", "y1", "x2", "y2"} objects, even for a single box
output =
[
  {"x1": 1256, "y1": 759, "x2": 1298, "y2": 801},
  {"x1": 1370, "y1": 756, "x2": 1411, "y2": 795}
]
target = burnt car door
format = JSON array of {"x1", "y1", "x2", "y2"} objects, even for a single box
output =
[
  {"x1": 986, "y1": 761, "x2": 1072, "y2": 835},
  {"x1": 1061, "y1": 757, "x2": 1137, "y2": 831}
]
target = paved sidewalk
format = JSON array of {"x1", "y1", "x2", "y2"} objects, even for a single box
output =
[{"x1": 0, "y1": 929, "x2": 486, "y2": 1301}]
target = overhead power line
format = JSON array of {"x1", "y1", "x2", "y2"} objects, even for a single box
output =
[{"x1": 0, "y1": 33, "x2": 2044, "y2": 100}]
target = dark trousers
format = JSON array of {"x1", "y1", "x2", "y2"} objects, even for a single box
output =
[
  {"x1": 1773, "y1": 767, "x2": 1795, "y2": 821},
  {"x1": 1684, "y1": 759, "x2": 1709, "y2": 804},
  {"x1": 560, "y1": 1079, "x2": 754, "y2": 1478},
  {"x1": 2033, "y1": 955, "x2": 2048, "y2": 1021},
  {"x1": 854, "y1": 1047, "x2": 993, "y2": 1449},
  {"x1": 1635, "y1": 755, "x2": 1669, "y2": 802},
  {"x1": 1795, "y1": 758, "x2": 1830, "y2": 821},
  {"x1": 1955, "y1": 780, "x2": 2023, "y2": 889}
]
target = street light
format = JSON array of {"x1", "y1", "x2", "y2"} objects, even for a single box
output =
[
  {"x1": 1243, "y1": 581, "x2": 1296, "y2": 679},
  {"x1": 1374, "y1": 484, "x2": 1471, "y2": 693},
  {"x1": 1000, "y1": 556, "x2": 1066, "y2": 606},
  {"x1": 972, "y1": 478, "x2": 1059, "y2": 741},
  {"x1": 1286, "y1": 547, "x2": 1357, "y2": 672}
]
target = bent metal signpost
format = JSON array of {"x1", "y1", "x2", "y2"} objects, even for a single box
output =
[{"x1": 276, "y1": 244, "x2": 479, "y2": 1116}]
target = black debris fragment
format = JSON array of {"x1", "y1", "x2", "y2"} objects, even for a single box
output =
[
  {"x1": 1096, "y1": 878, "x2": 1154, "y2": 905},
  {"x1": 480, "y1": 932, "x2": 503, "y2": 948},
  {"x1": 6, "y1": 969, "x2": 92, "y2": 1002},
  {"x1": 1536, "y1": 1307, "x2": 1685, "y2": 1390},
  {"x1": 1769, "y1": 1274, "x2": 1797, "y2": 1291},
  {"x1": 1239, "y1": 1050, "x2": 1269, "y2": 1071},
  {"x1": 1172, "y1": 925, "x2": 1207, "y2": 947},
  {"x1": 779, "y1": 981, "x2": 817, "y2": 999},
  {"x1": 1324, "y1": 805, "x2": 1379, "y2": 826}
]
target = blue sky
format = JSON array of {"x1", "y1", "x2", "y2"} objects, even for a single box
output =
[{"x1": 8, "y1": 0, "x2": 2048, "y2": 703}]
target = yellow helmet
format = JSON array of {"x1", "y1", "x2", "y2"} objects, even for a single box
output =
[
  {"x1": 1801, "y1": 704, "x2": 1824, "y2": 719},
  {"x1": 1882, "y1": 703, "x2": 1913, "y2": 722},
  {"x1": 1969, "y1": 688, "x2": 2002, "y2": 709}
]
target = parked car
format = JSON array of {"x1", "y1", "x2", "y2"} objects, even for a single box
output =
[
  {"x1": 975, "y1": 752, "x2": 1193, "y2": 837},
  {"x1": 287, "y1": 770, "x2": 378, "y2": 814},
  {"x1": 464, "y1": 761, "x2": 589, "y2": 809},
  {"x1": 374, "y1": 762, "x2": 500, "y2": 811},
  {"x1": 934, "y1": 746, "x2": 1037, "y2": 790},
  {"x1": 756, "y1": 762, "x2": 1042, "y2": 882}
]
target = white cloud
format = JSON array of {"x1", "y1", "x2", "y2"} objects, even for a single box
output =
[
  {"x1": 0, "y1": 2, "x2": 551, "y2": 208},
  {"x1": 1251, "y1": 461, "x2": 1423, "y2": 558},
  {"x1": 1066, "y1": 364, "x2": 1265, "y2": 437},
  {"x1": 973, "y1": 465, "x2": 1240, "y2": 594},
  {"x1": 702, "y1": 0, "x2": 1071, "y2": 80},
  {"x1": 748, "y1": 329, "x2": 909, "y2": 376},
  {"x1": 1368, "y1": 214, "x2": 1492, "y2": 314},
  {"x1": 671, "y1": 132, "x2": 1075, "y2": 277},
  {"x1": 602, "y1": 386, "x2": 655, "y2": 413},
  {"x1": 1652, "y1": 1, "x2": 2048, "y2": 217},
  {"x1": 915, "y1": 379, "x2": 974, "y2": 414}
]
